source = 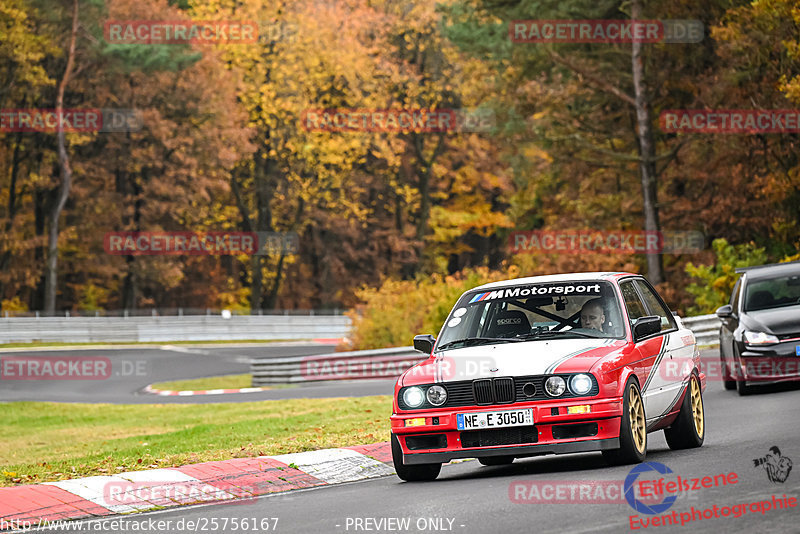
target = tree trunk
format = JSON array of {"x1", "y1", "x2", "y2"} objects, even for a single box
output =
[
  {"x1": 249, "y1": 150, "x2": 275, "y2": 311},
  {"x1": 631, "y1": 0, "x2": 664, "y2": 284},
  {"x1": 44, "y1": 0, "x2": 79, "y2": 313},
  {"x1": 0, "y1": 131, "x2": 24, "y2": 297}
]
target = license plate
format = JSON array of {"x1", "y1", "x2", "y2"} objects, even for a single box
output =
[{"x1": 456, "y1": 409, "x2": 533, "y2": 430}]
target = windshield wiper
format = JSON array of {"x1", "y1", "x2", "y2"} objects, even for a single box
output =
[
  {"x1": 514, "y1": 329, "x2": 602, "y2": 340},
  {"x1": 436, "y1": 337, "x2": 523, "y2": 351}
]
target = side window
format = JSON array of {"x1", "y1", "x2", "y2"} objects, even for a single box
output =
[
  {"x1": 619, "y1": 281, "x2": 648, "y2": 323},
  {"x1": 634, "y1": 280, "x2": 677, "y2": 332},
  {"x1": 730, "y1": 277, "x2": 742, "y2": 312}
]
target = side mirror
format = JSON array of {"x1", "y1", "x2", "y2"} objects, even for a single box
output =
[
  {"x1": 715, "y1": 304, "x2": 733, "y2": 319},
  {"x1": 413, "y1": 334, "x2": 436, "y2": 354},
  {"x1": 633, "y1": 316, "x2": 661, "y2": 341}
]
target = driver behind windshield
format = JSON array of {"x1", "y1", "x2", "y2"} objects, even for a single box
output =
[{"x1": 580, "y1": 298, "x2": 606, "y2": 332}]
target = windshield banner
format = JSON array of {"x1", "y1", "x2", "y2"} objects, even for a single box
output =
[{"x1": 469, "y1": 283, "x2": 602, "y2": 303}]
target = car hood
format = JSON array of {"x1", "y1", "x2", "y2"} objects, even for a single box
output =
[
  {"x1": 742, "y1": 305, "x2": 800, "y2": 336},
  {"x1": 401, "y1": 338, "x2": 624, "y2": 386}
]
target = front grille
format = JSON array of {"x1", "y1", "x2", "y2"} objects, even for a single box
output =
[
  {"x1": 471, "y1": 378, "x2": 515, "y2": 405},
  {"x1": 397, "y1": 374, "x2": 599, "y2": 410},
  {"x1": 473, "y1": 379, "x2": 494, "y2": 404},
  {"x1": 495, "y1": 377, "x2": 515, "y2": 403},
  {"x1": 461, "y1": 427, "x2": 538, "y2": 448}
]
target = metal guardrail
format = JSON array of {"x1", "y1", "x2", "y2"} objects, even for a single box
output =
[
  {"x1": 250, "y1": 314, "x2": 722, "y2": 385},
  {"x1": 681, "y1": 314, "x2": 721, "y2": 346},
  {"x1": 251, "y1": 347, "x2": 424, "y2": 386},
  {"x1": 0, "y1": 315, "x2": 351, "y2": 344}
]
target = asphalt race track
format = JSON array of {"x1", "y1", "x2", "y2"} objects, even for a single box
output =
[
  {"x1": 7, "y1": 348, "x2": 800, "y2": 533},
  {"x1": 0, "y1": 343, "x2": 396, "y2": 403}
]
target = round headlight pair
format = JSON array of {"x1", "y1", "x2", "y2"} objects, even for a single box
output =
[
  {"x1": 402, "y1": 385, "x2": 447, "y2": 407},
  {"x1": 544, "y1": 374, "x2": 593, "y2": 397}
]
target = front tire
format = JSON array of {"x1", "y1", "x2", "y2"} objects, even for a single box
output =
[
  {"x1": 734, "y1": 347, "x2": 751, "y2": 396},
  {"x1": 603, "y1": 377, "x2": 647, "y2": 466},
  {"x1": 664, "y1": 373, "x2": 705, "y2": 450},
  {"x1": 721, "y1": 350, "x2": 736, "y2": 390},
  {"x1": 391, "y1": 434, "x2": 441, "y2": 482}
]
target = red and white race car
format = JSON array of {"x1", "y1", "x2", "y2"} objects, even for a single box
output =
[{"x1": 390, "y1": 272, "x2": 706, "y2": 481}]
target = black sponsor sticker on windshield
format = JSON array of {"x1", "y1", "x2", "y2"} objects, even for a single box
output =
[{"x1": 468, "y1": 283, "x2": 601, "y2": 303}]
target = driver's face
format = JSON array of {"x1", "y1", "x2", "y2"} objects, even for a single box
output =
[{"x1": 580, "y1": 306, "x2": 605, "y2": 331}]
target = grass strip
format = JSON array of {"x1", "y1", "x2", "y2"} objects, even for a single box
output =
[
  {"x1": 148, "y1": 374, "x2": 257, "y2": 391},
  {"x1": 0, "y1": 396, "x2": 391, "y2": 487}
]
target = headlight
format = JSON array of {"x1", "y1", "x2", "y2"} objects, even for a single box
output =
[
  {"x1": 545, "y1": 376, "x2": 566, "y2": 397},
  {"x1": 570, "y1": 374, "x2": 593, "y2": 395},
  {"x1": 426, "y1": 385, "x2": 447, "y2": 406},
  {"x1": 402, "y1": 387, "x2": 425, "y2": 408},
  {"x1": 744, "y1": 331, "x2": 779, "y2": 345}
]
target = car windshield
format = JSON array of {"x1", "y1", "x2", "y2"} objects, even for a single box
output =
[
  {"x1": 435, "y1": 281, "x2": 625, "y2": 351},
  {"x1": 744, "y1": 273, "x2": 800, "y2": 311}
]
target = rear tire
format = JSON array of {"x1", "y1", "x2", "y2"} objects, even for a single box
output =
[
  {"x1": 391, "y1": 434, "x2": 441, "y2": 482},
  {"x1": 478, "y1": 456, "x2": 515, "y2": 466},
  {"x1": 603, "y1": 377, "x2": 647, "y2": 466},
  {"x1": 664, "y1": 373, "x2": 705, "y2": 450}
]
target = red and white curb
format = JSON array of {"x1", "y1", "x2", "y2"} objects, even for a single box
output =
[
  {"x1": 0, "y1": 443, "x2": 393, "y2": 529},
  {"x1": 143, "y1": 384, "x2": 269, "y2": 396}
]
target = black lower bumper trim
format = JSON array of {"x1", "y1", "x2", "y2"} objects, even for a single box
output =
[{"x1": 402, "y1": 437, "x2": 620, "y2": 465}]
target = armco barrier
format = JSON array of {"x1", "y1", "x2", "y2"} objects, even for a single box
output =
[
  {"x1": 249, "y1": 315, "x2": 721, "y2": 385},
  {"x1": 0, "y1": 315, "x2": 351, "y2": 344},
  {"x1": 681, "y1": 313, "x2": 721, "y2": 346},
  {"x1": 250, "y1": 347, "x2": 424, "y2": 386}
]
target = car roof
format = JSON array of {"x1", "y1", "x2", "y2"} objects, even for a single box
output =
[
  {"x1": 739, "y1": 261, "x2": 800, "y2": 282},
  {"x1": 470, "y1": 271, "x2": 637, "y2": 291}
]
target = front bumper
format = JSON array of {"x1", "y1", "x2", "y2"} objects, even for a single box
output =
[
  {"x1": 738, "y1": 342, "x2": 800, "y2": 381},
  {"x1": 391, "y1": 398, "x2": 622, "y2": 465}
]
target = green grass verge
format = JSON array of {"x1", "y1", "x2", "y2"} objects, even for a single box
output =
[
  {"x1": 0, "y1": 396, "x2": 391, "y2": 487},
  {"x1": 0, "y1": 339, "x2": 302, "y2": 349},
  {"x1": 149, "y1": 374, "x2": 260, "y2": 391}
]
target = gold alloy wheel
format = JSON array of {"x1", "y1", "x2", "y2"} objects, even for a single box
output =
[
  {"x1": 629, "y1": 384, "x2": 646, "y2": 453},
  {"x1": 690, "y1": 376, "x2": 704, "y2": 438}
]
